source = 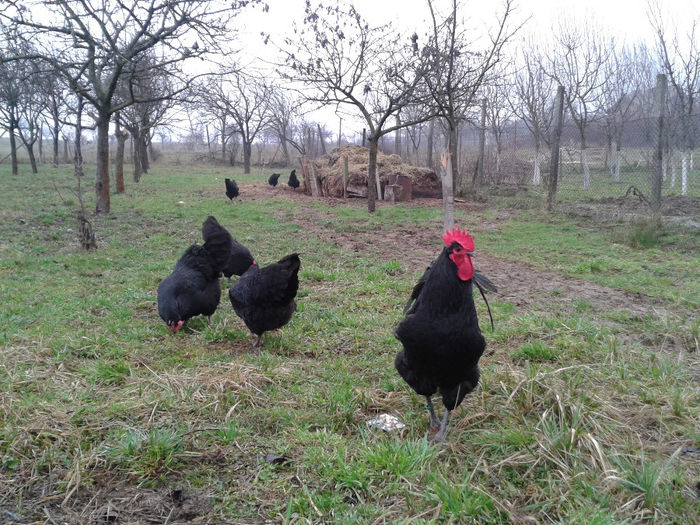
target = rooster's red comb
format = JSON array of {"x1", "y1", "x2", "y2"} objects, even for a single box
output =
[{"x1": 443, "y1": 226, "x2": 474, "y2": 251}]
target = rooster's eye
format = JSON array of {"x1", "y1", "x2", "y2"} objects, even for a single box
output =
[{"x1": 454, "y1": 246, "x2": 461, "y2": 253}]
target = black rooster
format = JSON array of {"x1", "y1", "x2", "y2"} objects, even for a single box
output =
[
  {"x1": 225, "y1": 178, "x2": 239, "y2": 201},
  {"x1": 157, "y1": 216, "x2": 233, "y2": 332},
  {"x1": 394, "y1": 227, "x2": 495, "y2": 442},
  {"x1": 268, "y1": 173, "x2": 281, "y2": 187},
  {"x1": 288, "y1": 169, "x2": 300, "y2": 190},
  {"x1": 228, "y1": 253, "x2": 301, "y2": 347}
]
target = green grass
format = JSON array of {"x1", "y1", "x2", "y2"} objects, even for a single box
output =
[{"x1": 0, "y1": 162, "x2": 697, "y2": 523}]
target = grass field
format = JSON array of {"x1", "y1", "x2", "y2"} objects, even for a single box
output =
[{"x1": 0, "y1": 163, "x2": 698, "y2": 523}]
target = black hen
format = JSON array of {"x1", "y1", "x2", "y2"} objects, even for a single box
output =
[
  {"x1": 228, "y1": 253, "x2": 301, "y2": 346},
  {"x1": 222, "y1": 235, "x2": 256, "y2": 279},
  {"x1": 394, "y1": 227, "x2": 494, "y2": 442},
  {"x1": 268, "y1": 173, "x2": 281, "y2": 187},
  {"x1": 157, "y1": 216, "x2": 232, "y2": 332},
  {"x1": 225, "y1": 178, "x2": 239, "y2": 201},
  {"x1": 287, "y1": 169, "x2": 300, "y2": 190}
]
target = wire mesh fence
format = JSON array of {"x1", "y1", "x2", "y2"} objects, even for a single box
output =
[{"x1": 470, "y1": 119, "x2": 698, "y2": 203}]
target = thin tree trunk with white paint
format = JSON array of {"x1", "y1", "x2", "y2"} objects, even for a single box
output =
[
  {"x1": 614, "y1": 146, "x2": 621, "y2": 182},
  {"x1": 581, "y1": 148, "x2": 590, "y2": 190},
  {"x1": 533, "y1": 145, "x2": 541, "y2": 186},
  {"x1": 681, "y1": 153, "x2": 688, "y2": 195},
  {"x1": 662, "y1": 155, "x2": 667, "y2": 181},
  {"x1": 671, "y1": 161, "x2": 676, "y2": 188}
]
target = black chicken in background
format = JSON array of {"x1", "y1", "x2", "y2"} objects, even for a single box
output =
[
  {"x1": 157, "y1": 216, "x2": 233, "y2": 333},
  {"x1": 287, "y1": 169, "x2": 300, "y2": 190},
  {"x1": 268, "y1": 173, "x2": 281, "y2": 187},
  {"x1": 225, "y1": 178, "x2": 239, "y2": 201},
  {"x1": 394, "y1": 227, "x2": 495, "y2": 442},
  {"x1": 229, "y1": 253, "x2": 301, "y2": 347}
]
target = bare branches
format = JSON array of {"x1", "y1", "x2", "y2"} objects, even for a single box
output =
[{"x1": 1, "y1": 0, "x2": 256, "y2": 213}]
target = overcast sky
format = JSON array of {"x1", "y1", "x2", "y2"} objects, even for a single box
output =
[
  {"x1": 238, "y1": 0, "x2": 700, "y2": 53},
  {"x1": 226, "y1": 0, "x2": 698, "y2": 137}
]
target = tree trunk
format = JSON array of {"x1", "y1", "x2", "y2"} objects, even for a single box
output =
[
  {"x1": 547, "y1": 86, "x2": 565, "y2": 211},
  {"x1": 367, "y1": 137, "x2": 379, "y2": 213},
  {"x1": 681, "y1": 153, "x2": 688, "y2": 195},
  {"x1": 74, "y1": 96, "x2": 84, "y2": 181},
  {"x1": 26, "y1": 143, "x2": 38, "y2": 174},
  {"x1": 394, "y1": 114, "x2": 402, "y2": 156},
  {"x1": 495, "y1": 146, "x2": 501, "y2": 180},
  {"x1": 38, "y1": 125, "x2": 43, "y2": 164},
  {"x1": 95, "y1": 113, "x2": 111, "y2": 214},
  {"x1": 533, "y1": 142, "x2": 541, "y2": 186},
  {"x1": 140, "y1": 135, "x2": 150, "y2": 173},
  {"x1": 243, "y1": 141, "x2": 252, "y2": 174},
  {"x1": 474, "y1": 100, "x2": 487, "y2": 188},
  {"x1": 221, "y1": 121, "x2": 227, "y2": 161},
  {"x1": 132, "y1": 128, "x2": 143, "y2": 183},
  {"x1": 426, "y1": 120, "x2": 434, "y2": 169},
  {"x1": 605, "y1": 132, "x2": 613, "y2": 175},
  {"x1": 281, "y1": 137, "x2": 290, "y2": 166},
  {"x1": 614, "y1": 145, "x2": 621, "y2": 182},
  {"x1": 441, "y1": 151, "x2": 454, "y2": 230},
  {"x1": 671, "y1": 161, "x2": 676, "y2": 188},
  {"x1": 206, "y1": 125, "x2": 212, "y2": 157},
  {"x1": 448, "y1": 123, "x2": 460, "y2": 195},
  {"x1": 9, "y1": 122, "x2": 18, "y2": 176},
  {"x1": 317, "y1": 123, "x2": 327, "y2": 155},
  {"x1": 114, "y1": 116, "x2": 126, "y2": 193},
  {"x1": 62, "y1": 135, "x2": 69, "y2": 163},
  {"x1": 52, "y1": 117, "x2": 60, "y2": 167}
]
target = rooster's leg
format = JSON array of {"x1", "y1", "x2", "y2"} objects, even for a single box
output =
[
  {"x1": 253, "y1": 334, "x2": 263, "y2": 348},
  {"x1": 425, "y1": 396, "x2": 440, "y2": 430},
  {"x1": 431, "y1": 410, "x2": 451, "y2": 443}
]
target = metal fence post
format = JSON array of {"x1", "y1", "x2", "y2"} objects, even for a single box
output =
[
  {"x1": 547, "y1": 86, "x2": 565, "y2": 211},
  {"x1": 652, "y1": 74, "x2": 667, "y2": 213}
]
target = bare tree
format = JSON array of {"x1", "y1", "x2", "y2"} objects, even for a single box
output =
[
  {"x1": 118, "y1": 53, "x2": 177, "y2": 182},
  {"x1": 42, "y1": 68, "x2": 69, "y2": 168},
  {"x1": 547, "y1": 20, "x2": 611, "y2": 190},
  {"x1": 649, "y1": 2, "x2": 700, "y2": 195},
  {"x1": 268, "y1": 88, "x2": 305, "y2": 166},
  {"x1": 424, "y1": 0, "x2": 519, "y2": 194},
  {"x1": 509, "y1": 43, "x2": 555, "y2": 186},
  {"x1": 2, "y1": 0, "x2": 250, "y2": 213},
  {"x1": 16, "y1": 59, "x2": 47, "y2": 173},
  {"x1": 0, "y1": 23, "x2": 31, "y2": 175},
  {"x1": 600, "y1": 43, "x2": 652, "y2": 182},
  {"x1": 483, "y1": 75, "x2": 512, "y2": 180},
  {"x1": 196, "y1": 76, "x2": 234, "y2": 162},
  {"x1": 281, "y1": 2, "x2": 434, "y2": 212},
  {"x1": 215, "y1": 69, "x2": 273, "y2": 174}
]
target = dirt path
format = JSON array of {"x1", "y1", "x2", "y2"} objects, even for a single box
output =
[{"x1": 239, "y1": 182, "x2": 688, "y2": 323}]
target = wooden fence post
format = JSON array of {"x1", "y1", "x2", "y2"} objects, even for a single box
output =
[
  {"x1": 308, "y1": 162, "x2": 321, "y2": 197},
  {"x1": 342, "y1": 155, "x2": 348, "y2": 199},
  {"x1": 547, "y1": 86, "x2": 565, "y2": 211}
]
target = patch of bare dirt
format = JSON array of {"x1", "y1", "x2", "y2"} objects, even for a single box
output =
[
  {"x1": 270, "y1": 200, "x2": 685, "y2": 324},
  {"x1": 10, "y1": 478, "x2": 217, "y2": 524},
  {"x1": 562, "y1": 194, "x2": 700, "y2": 230}
]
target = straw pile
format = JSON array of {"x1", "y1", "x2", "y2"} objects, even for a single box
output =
[{"x1": 310, "y1": 145, "x2": 441, "y2": 198}]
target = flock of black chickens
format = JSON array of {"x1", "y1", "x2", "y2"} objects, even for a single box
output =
[{"x1": 157, "y1": 175, "x2": 497, "y2": 442}]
